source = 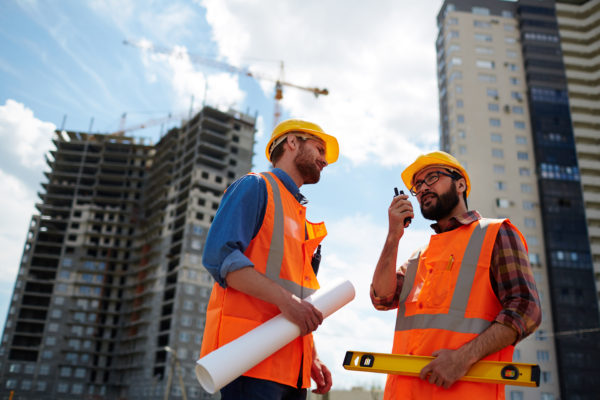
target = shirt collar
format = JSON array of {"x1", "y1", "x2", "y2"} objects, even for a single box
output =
[
  {"x1": 430, "y1": 210, "x2": 482, "y2": 234},
  {"x1": 270, "y1": 168, "x2": 308, "y2": 205}
]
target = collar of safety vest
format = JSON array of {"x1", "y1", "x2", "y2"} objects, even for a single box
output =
[
  {"x1": 430, "y1": 210, "x2": 482, "y2": 234},
  {"x1": 270, "y1": 168, "x2": 308, "y2": 205}
]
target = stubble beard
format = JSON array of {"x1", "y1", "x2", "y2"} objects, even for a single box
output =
[
  {"x1": 294, "y1": 142, "x2": 321, "y2": 184},
  {"x1": 420, "y1": 183, "x2": 460, "y2": 221}
]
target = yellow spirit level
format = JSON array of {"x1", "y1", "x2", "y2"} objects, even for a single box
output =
[{"x1": 343, "y1": 351, "x2": 540, "y2": 387}]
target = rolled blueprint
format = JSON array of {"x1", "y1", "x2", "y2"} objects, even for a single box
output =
[{"x1": 195, "y1": 280, "x2": 355, "y2": 394}]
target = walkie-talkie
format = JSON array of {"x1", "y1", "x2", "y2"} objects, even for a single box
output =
[{"x1": 394, "y1": 187, "x2": 411, "y2": 227}]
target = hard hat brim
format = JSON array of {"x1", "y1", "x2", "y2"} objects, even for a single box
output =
[
  {"x1": 401, "y1": 153, "x2": 470, "y2": 197},
  {"x1": 266, "y1": 127, "x2": 339, "y2": 164}
]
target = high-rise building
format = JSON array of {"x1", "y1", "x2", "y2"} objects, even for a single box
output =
[
  {"x1": 555, "y1": 0, "x2": 600, "y2": 313},
  {"x1": 436, "y1": 1, "x2": 600, "y2": 399},
  {"x1": 0, "y1": 106, "x2": 256, "y2": 399}
]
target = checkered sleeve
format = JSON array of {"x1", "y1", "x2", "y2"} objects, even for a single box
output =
[
  {"x1": 370, "y1": 264, "x2": 406, "y2": 311},
  {"x1": 491, "y1": 221, "x2": 542, "y2": 343}
]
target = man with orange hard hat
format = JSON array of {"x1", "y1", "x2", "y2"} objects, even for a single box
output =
[
  {"x1": 200, "y1": 119, "x2": 339, "y2": 399},
  {"x1": 371, "y1": 151, "x2": 541, "y2": 399}
]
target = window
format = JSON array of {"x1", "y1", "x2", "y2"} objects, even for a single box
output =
[
  {"x1": 511, "y1": 91, "x2": 523, "y2": 101},
  {"x1": 487, "y1": 88, "x2": 498, "y2": 98},
  {"x1": 62, "y1": 258, "x2": 72, "y2": 267},
  {"x1": 457, "y1": 115, "x2": 464, "y2": 123},
  {"x1": 21, "y1": 380, "x2": 32, "y2": 390},
  {"x1": 475, "y1": 47, "x2": 493, "y2": 55},
  {"x1": 529, "y1": 253, "x2": 540, "y2": 265},
  {"x1": 182, "y1": 316, "x2": 192, "y2": 327},
  {"x1": 492, "y1": 148, "x2": 504, "y2": 158},
  {"x1": 519, "y1": 167, "x2": 530, "y2": 176},
  {"x1": 9, "y1": 364, "x2": 21, "y2": 373},
  {"x1": 514, "y1": 121, "x2": 526, "y2": 129},
  {"x1": 541, "y1": 371, "x2": 552, "y2": 384},
  {"x1": 459, "y1": 146, "x2": 467, "y2": 154},
  {"x1": 512, "y1": 106, "x2": 524, "y2": 114},
  {"x1": 505, "y1": 37, "x2": 517, "y2": 44},
  {"x1": 521, "y1": 184, "x2": 533, "y2": 193},
  {"x1": 488, "y1": 103, "x2": 499, "y2": 112},
  {"x1": 472, "y1": 6, "x2": 490, "y2": 15},
  {"x1": 191, "y1": 240, "x2": 202, "y2": 250},
  {"x1": 458, "y1": 130, "x2": 466, "y2": 138},
  {"x1": 476, "y1": 60, "x2": 494, "y2": 69},
  {"x1": 524, "y1": 218, "x2": 536, "y2": 228},
  {"x1": 502, "y1": 10, "x2": 513, "y2": 18},
  {"x1": 491, "y1": 133, "x2": 502, "y2": 143},
  {"x1": 456, "y1": 99, "x2": 463, "y2": 108},
  {"x1": 180, "y1": 332, "x2": 190, "y2": 342},
  {"x1": 504, "y1": 24, "x2": 515, "y2": 32},
  {"x1": 45, "y1": 336, "x2": 56, "y2": 346},
  {"x1": 455, "y1": 85, "x2": 463, "y2": 94},
  {"x1": 541, "y1": 393, "x2": 555, "y2": 400},
  {"x1": 60, "y1": 367, "x2": 72, "y2": 377},
  {"x1": 527, "y1": 235, "x2": 539, "y2": 246},
  {"x1": 509, "y1": 77, "x2": 520, "y2": 85},
  {"x1": 473, "y1": 20, "x2": 491, "y2": 28},
  {"x1": 6, "y1": 380, "x2": 17, "y2": 389},
  {"x1": 39, "y1": 365, "x2": 50, "y2": 375},
  {"x1": 75, "y1": 368, "x2": 86, "y2": 378},
  {"x1": 478, "y1": 73, "x2": 496, "y2": 83},
  {"x1": 475, "y1": 33, "x2": 492, "y2": 42},
  {"x1": 523, "y1": 201, "x2": 536, "y2": 210},
  {"x1": 57, "y1": 383, "x2": 69, "y2": 393},
  {"x1": 36, "y1": 381, "x2": 47, "y2": 391},
  {"x1": 495, "y1": 181, "x2": 506, "y2": 191},
  {"x1": 517, "y1": 152, "x2": 528, "y2": 160},
  {"x1": 510, "y1": 391, "x2": 524, "y2": 400},
  {"x1": 493, "y1": 165, "x2": 505, "y2": 174},
  {"x1": 72, "y1": 384, "x2": 84, "y2": 395},
  {"x1": 537, "y1": 350, "x2": 550, "y2": 362},
  {"x1": 506, "y1": 50, "x2": 517, "y2": 58},
  {"x1": 450, "y1": 57, "x2": 462, "y2": 66},
  {"x1": 489, "y1": 118, "x2": 500, "y2": 127},
  {"x1": 497, "y1": 199, "x2": 511, "y2": 208}
]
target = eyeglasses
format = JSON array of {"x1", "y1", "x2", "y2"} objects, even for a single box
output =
[{"x1": 409, "y1": 170, "x2": 457, "y2": 196}]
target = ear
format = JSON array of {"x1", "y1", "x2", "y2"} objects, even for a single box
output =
[
  {"x1": 455, "y1": 178, "x2": 467, "y2": 194},
  {"x1": 285, "y1": 135, "x2": 299, "y2": 152}
]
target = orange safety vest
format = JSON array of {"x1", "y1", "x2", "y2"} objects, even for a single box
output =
[
  {"x1": 200, "y1": 172, "x2": 327, "y2": 388},
  {"x1": 385, "y1": 218, "x2": 525, "y2": 400}
]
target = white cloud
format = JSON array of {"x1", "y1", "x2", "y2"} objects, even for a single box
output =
[
  {"x1": 0, "y1": 170, "x2": 34, "y2": 285},
  {"x1": 201, "y1": 0, "x2": 444, "y2": 167},
  {"x1": 0, "y1": 100, "x2": 54, "y2": 284},
  {"x1": 0, "y1": 99, "x2": 55, "y2": 171},
  {"x1": 314, "y1": 213, "x2": 432, "y2": 389}
]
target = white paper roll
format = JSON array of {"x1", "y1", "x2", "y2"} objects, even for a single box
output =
[{"x1": 195, "y1": 280, "x2": 355, "y2": 394}]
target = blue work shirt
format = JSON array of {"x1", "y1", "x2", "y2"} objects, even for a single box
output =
[{"x1": 202, "y1": 168, "x2": 307, "y2": 288}]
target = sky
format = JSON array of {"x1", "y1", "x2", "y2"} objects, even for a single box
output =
[{"x1": 0, "y1": 0, "x2": 445, "y2": 391}]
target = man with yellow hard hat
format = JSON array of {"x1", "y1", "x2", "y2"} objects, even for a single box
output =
[
  {"x1": 200, "y1": 119, "x2": 338, "y2": 399},
  {"x1": 371, "y1": 151, "x2": 541, "y2": 399}
]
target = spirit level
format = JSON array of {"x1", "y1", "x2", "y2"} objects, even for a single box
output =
[{"x1": 343, "y1": 351, "x2": 540, "y2": 387}]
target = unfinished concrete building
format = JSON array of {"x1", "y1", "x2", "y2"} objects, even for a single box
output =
[{"x1": 0, "y1": 106, "x2": 256, "y2": 399}]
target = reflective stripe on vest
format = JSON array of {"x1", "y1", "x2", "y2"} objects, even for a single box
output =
[
  {"x1": 395, "y1": 219, "x2": 496, "y2": 334},
  {"x1": 263, "y1": 172, "x2": 316, "y2": 299}
]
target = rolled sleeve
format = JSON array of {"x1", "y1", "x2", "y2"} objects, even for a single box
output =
[
  {"x1": 370, "y1": 265, "x2": 406, "y2": 311},
  {"x1": 201, "y1": 174, "x2": 267, "y2": 288},
  {"x1": 491, "y1": 221, "x2": 542, "y2": 343}
]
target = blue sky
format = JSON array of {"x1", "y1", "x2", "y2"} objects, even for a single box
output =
[{"x1": 0, "y1": 0, "x2": 444, "y2": 390}]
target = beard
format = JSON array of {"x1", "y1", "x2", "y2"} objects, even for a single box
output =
[
  {"x1": 294, "y1": 142, "x2": 321, "y2": 184},
  {"x1": 420, "y1": 182, "x2": 460, "y2": 221}
]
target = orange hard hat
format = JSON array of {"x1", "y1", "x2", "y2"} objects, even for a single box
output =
[{"x1": 265, "y1": 119, "x2": 339, "y2": 164}]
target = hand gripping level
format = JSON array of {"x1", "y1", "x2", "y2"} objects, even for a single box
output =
[{"x1": 343, "y1": 351, "x2": 540, "y2": 387}]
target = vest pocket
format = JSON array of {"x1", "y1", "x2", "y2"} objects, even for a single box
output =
[{"x1": 421, "y1": 258, "x2": 454, "y2": 308}]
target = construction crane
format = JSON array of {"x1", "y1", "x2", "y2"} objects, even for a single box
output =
[{"x1": 123, "y1": 39, "x2": 329, "y2": 126}]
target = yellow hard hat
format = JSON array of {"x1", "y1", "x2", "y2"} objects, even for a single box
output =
[
  {"x1": 401, "y1": 151, "x2": 471, "y2": 197},
  {"x1": 265, "y1": 119, "x2": 339, "y2": 164}
]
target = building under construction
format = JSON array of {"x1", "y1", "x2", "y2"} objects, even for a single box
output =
[{"x1": 0, "y1": 106, "x2": 256, "y2": 399}]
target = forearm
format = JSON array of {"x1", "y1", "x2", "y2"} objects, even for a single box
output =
[
  {"x1": 372, "y1": 234, "x2": 401, "y2": 298},
  {"x1": 457, "y1": 323, "x2": 517, "y2": 367},
  {"x1": 225, "y1": 266, "x2": 289, "y2": 308}
]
